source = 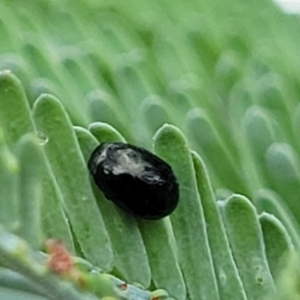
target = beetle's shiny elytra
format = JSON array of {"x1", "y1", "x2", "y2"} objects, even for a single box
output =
[{"x1": 88, "y1": 142, "x2": 179, "y2": 220}]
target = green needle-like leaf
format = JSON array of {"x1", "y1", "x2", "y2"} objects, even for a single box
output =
[
  {"x1": 220, "y1": 194, "x2": 275, "y2": 300},
  {"x1": 87, "y1": 91, "x2": 127, "y2": 138},
  {"x1": 265, "y1": 143, "x2": 300, "y2": 224},
  {"x1": 256, "y1": 188, "x2": 300, "y2": 250},
  {"x1": 0, "y1": 128, "x2": 18, "y2": 230},
  {"x1": 137, "y1": 96, "x2": 172, "y2": 147},
  {"x1": 16, "y1": 134, "x2": 43, "y2": 249},
  {"x1": 186, "y1": 108, "x2": 248, "y2": 195},
  {"x1": 192, "y1": 151, "x2": 247, "y2": 300},
  {"x1": 0, "y1": 71, "x2": 35, "y2": 144},
  {"x1": 259, "y1": 212, "x2": 293, "y2": 280},
  {"x1": 32, "y1": 94, "x2": 113, "y2": 269},
  {"x1": 154, "y1": 124, "x2": 220, "y2": 300},
  {"x1": 138, "y1": 218, "x2": 186, "y2": 300},
  {"x1": 140, "y1": 96, "x2": 171, "y2": 135},
  {"x1": 40, "y1": 163, "x2": 74, "y2": 252},
  {"x1": 243, "y1": 106, "x2": 277, "y2": 162},
  {"x1": 242, "y1": 106, "x2": 278, "y2": 190}
]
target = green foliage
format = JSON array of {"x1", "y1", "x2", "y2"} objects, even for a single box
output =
[{"x1": 0, "y1": 1, "x2": 300, "y2": 299}]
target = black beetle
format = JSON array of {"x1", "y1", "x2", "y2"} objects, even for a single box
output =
[{"x1": 88, "y1": 142, "x2": 179, "y2": 219}]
